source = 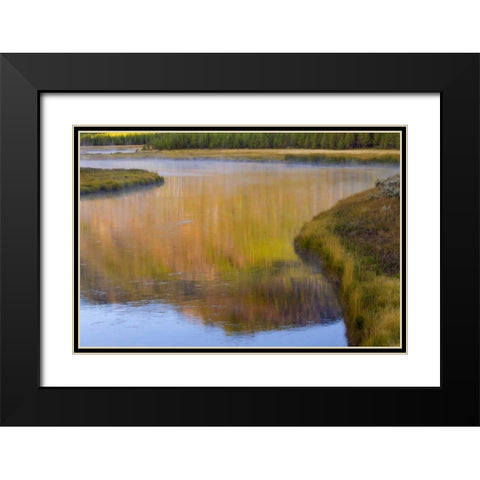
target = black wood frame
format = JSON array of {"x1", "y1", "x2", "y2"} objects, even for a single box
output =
[{"x1": 0, "y1": 54, "x2": 478, "y2": 425}]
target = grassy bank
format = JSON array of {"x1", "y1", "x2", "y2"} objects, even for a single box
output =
[
  {"x1": 146, "y1": 148, "x2": 400, "y2": 161},
  {"x1": 80, "y1": 168, "x2": 164, "y2": 195},
  {"x1": 81, "y1": 148, "x2": 400, "y2": 162},
  {"x1": 294, "y1": 175, "x2": 401, "y2": 346}
]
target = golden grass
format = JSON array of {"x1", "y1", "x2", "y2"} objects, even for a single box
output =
[
  {"x1": 82, "y1": 147, "x2": 400, "y2": 162},
  {"x1": 149, "y1": 148, "x2": 400, "y2": 159},
  {"x1": 295, "y1": 186, "x2": 401, "y2": 347}
]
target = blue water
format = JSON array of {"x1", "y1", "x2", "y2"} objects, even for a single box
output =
[{"x1": 80, "y1": 298, "x2": 347, "y2": 347}]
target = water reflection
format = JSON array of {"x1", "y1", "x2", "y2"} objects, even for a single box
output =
[{"x1": 80, "y1": 158, "x2": 398, "y2": 347}]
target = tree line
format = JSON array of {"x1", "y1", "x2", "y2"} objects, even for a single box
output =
[{"x1": 80, "y1": 132, "x2": 400, "y2": 150}]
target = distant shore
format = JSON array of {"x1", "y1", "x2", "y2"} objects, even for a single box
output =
[{"x1": 80, "y1": 147, "x2": 400, "y2": 162}]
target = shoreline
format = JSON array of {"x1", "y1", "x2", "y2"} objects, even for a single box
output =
[
  {"x1": 294, "y1": 175, "x2": 401, "y2": 347},
  {"x1": 80, "y1": 147, "x2": 400, "y2": 162}
]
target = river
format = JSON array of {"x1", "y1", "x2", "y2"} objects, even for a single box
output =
[{"x1": 79, "y1": 154, "x2": 398, "y2": 348}]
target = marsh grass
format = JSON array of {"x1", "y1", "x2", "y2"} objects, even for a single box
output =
[
  {"x1": 80, "y1": 168, "x2": 164, "y2": 195},
  {"x1": 81, "y1": 148, "x2": 400, "y2": 162},
  {"x1": 147, "y1": 148, "x2": 400, "y2": 161},
  {"x1": 295, "y1": 181, "x2": 401, "y2": 346}
]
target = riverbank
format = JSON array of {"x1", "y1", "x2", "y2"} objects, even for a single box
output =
[
  {"x1": 80, "y1": 168, "x2": 164, "y2": 195},
  {"x1": 294, "y1": 175, "x2": 401, "y2": 347},
  {"x1": 80, "y1": 148, "x2": 400, "y2": 162}
]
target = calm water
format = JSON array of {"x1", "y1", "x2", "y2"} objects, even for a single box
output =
[
  {"x1": 79, "y1": 156, "x2": 398, "y2": 347},
  {"x1": 80, "y1": 146, "x2": 139, "y2": 155}
]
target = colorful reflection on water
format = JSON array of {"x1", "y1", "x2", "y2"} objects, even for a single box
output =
[{"x1": 79, "y1": 157, "x2": 398, "y2": 347}]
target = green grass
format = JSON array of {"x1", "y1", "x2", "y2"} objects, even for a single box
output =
[
  {"x1": 80, "y1": 168, "x2": 164, "y2": 195},
  {"x1": 294, "y1": 176, "x2": 401, "y2": 347}
]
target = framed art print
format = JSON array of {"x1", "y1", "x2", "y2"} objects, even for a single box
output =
[
  {"x1": 73, "y1": 126, "x2": 406, "y2": 353},
  {"x1": 0, "y1": 54, "x2": 478, "y2": 425}
]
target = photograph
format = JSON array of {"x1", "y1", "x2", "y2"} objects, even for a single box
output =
[{"x1": 77, "y1": 128, "x2": 404, "y2": 351}]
